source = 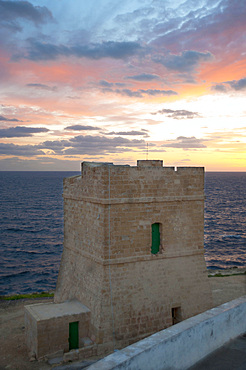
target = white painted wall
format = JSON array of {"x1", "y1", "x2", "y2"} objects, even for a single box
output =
[{"x1": 88, "y1": 296, "x2": 246, "y2": 370}]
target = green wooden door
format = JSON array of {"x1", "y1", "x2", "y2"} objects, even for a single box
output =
[
  {"x1": 151, "y1": 223, "x2": 160, "y2": 254},
  {"x1": 69, "y1": 321, "x2": 79, "y2": 350}
]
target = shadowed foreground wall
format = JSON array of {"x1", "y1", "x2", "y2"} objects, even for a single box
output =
[{"x1": 87, "y1": 296, "x2": 246, "y2": 370}]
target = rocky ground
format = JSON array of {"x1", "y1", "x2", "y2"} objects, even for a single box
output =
[{"x1": 0, "y1": 269, "x2": 245, "y2": 370}]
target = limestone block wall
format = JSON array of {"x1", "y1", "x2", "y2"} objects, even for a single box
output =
[
  {"x1": 103, "y1": 198, "x2": 205, "y2": 259},
  {"x1": 101, "y1": 256, "x2": 211, "y2": 345},
  {"x1": 55, "y1": 249, "x2": 105, "y2": 337},
  {"x1": 54, "y1": 160, "x2": 212, "y2": 349}
]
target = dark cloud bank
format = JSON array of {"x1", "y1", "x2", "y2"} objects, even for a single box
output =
[
  {"x1": 0, "y1": 115, "x2": 22, "y2": 122},
  {"x1": 0, "y1": 133, "x2": 207, "y2": 158},
  {"x1": 153, "y1": 109, "x2": 201, "y2": 119},
  {"x1": 162, "y1": 136, "x2": 206, "y2": 149},
  {"x1": 153, "y1": 50, "x2": 213, "y2": 72},
  {"x1": 14, "y1": 39, "x2": 142, "y2": 61},
  {"x1": 102, "y1": 87, "x2": 177, "y2": 98},
  {"x1": 126, "y1": 73, "x2": 160, "y2": 81},
  {"x1": 0, "y1": 126, "x2": 49, "y2": 138},
  {"x1": 0, "y1": 0, "x2": 52, "y2": 31},
  {"x1": 212, "y1": 78, "x2": 246, "y2": 93},
  {"x1": 105, "y1": 130, "x2": 149, "y2": 137},
  {"x1": 65, "y1": 125, "x2": 100, "y2": 131}
]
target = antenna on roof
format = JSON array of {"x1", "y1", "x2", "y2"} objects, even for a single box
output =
[{"x1": 146, "y1": 142, "x2": 148, "y2": 160}]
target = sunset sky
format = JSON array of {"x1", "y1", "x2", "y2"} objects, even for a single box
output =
[{"x1": 0, "y1": 0, "x2": 245, "y2": 171}]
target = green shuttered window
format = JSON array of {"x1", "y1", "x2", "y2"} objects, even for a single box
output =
[
  {"x1": 69, "y1": 321, "x2": 79, "y2": 350},
  {"x1": 151, "y1": 223, "x2": 160, "y2": 254}
]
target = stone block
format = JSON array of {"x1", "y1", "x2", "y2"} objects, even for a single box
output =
[{"x1": 63, "y1": 349, "x2": 79, "y2": 362}]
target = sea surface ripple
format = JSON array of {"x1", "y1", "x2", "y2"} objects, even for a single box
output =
[{"x1": 0, "y1": 171, "x2": 245, "y2": 295}]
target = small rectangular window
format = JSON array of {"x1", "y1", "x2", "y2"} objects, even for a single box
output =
[
  {"x1": 172, "y1": 307, "x2": 182, "y2": 325},
  {"x1": 151, "y1": 223, "x2": 160, "y2": 254}
]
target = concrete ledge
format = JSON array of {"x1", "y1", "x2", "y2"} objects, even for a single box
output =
[
  {"x1": 88, "y1": 296, "x2": 246, "y2": 370},
  {"x1": 62, "y1": 194, "x2": 205, "y2": 205},
  {"x1": 64, "y1": 245, "x2": 204, "y2": 266}
]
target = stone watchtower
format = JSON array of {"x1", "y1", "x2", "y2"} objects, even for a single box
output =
[{"x1": 25, "y1": 160, "x2": 212, "y2": 359}]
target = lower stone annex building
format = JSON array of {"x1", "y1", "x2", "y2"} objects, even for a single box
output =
[{"x1": 25, "y1": 160, "x2": 212, "y2": 360}]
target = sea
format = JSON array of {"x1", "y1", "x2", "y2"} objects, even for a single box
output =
[{"x1": 0, "y1": 171, "x2": 245, "y2": 296}]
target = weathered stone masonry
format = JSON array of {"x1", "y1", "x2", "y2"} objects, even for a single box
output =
[{"x1": 25, "y1": 160, "x2": 212, "y2": 359}]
